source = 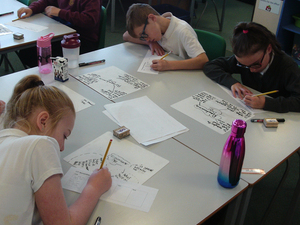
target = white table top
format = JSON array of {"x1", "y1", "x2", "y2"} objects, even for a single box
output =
[
  {"x1": 74, "y1": 43, "x2": 300, "y2": 185},
  {"x1": 0, "y1": 0, "x2": 75, "y2": 54},
  {"x1": 0, "y1": 45, "x2": 249, "y2": 224}
]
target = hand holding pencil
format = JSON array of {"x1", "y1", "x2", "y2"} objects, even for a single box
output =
[
  {"x1": 243, "y1": 90, "x2": 278, "y2": 109},
  {"x1": 151, "y1": 51, "x2": 172, "y2": 71}
]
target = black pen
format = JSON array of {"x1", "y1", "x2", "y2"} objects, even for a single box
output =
[
  {"x1": 79, "y1": 59, "x2": 105, "y2": 67},
  {"x1": 251, "y1": 118, "x2": 285, "y2": 123},
  {"x1": 94, "y1": 216, "x2": 101, "y2": 225},
  {"x1": 0, "y1": 11, "x2": 14, "y2": 17}
]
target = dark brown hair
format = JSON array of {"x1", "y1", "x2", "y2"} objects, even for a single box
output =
[
  {"x1": 232, "y1": 22, "x2": 282, "y2": 57},
  {"x1": 126, "y1": 3, "x2": 159, "y2": 38}
]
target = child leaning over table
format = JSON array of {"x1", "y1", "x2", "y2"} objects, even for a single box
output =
[
  {"x1": 0, "y1": 75, "x2": 112, "y2": 224},
  {"x1": 203, "y1": 22, "x2": 300, "y2": 113},
  {"x1": 123, "y1": 3, "x2": 209, "y2": 71}
]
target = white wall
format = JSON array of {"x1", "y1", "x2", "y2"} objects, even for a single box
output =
[{"x1": 252, "y1": 0, "x2": 283, "y2": 34}]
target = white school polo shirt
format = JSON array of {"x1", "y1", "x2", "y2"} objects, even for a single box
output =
[
  {"x1": 158, "y1": 12, "x2": 205, "y2": 59},
  {"x1": 0, "y1": 129, "x2": 63, "y2": 225}
]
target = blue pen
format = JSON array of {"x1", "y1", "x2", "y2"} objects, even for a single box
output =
[{"x1": 94, "y1": 217, "x2": 101, "y2": 225}]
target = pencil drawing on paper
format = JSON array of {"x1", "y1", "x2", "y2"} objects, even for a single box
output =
[
  {"x1": 64, "y1": 132, "x2": 169, "y2": 184},
  {"x1": 74, "y1": 66, "x2": 150, "y2": 100},
  {"x1": 69, "y1": 152, "x2": 151, "y2": 183},
  {"x1": 171, "y1": 91, "x2": 254, "y2": 134}
]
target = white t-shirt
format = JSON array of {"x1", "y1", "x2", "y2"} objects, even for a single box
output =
[
  {"x1": 158, "y1": 12, "x2": 205, "y2": 59},
  {"x1": 0, "y1": 129, "x2": 63, "y2": 225}
]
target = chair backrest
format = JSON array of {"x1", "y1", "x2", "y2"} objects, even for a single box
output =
[
  {"x1": 194, "y1": 29, "x2": 226, "y2": 61},
  {"x1": 17, "y1": 0, "x2": 35, "y2": 6},
  {"x1": 98, "y1": 6, "x2": 107, "y2": 49}
]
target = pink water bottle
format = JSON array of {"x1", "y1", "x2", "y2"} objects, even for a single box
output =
[
  {"x1": 37, "y1": 33, "x2": 54, "y2": 74},
  {"x1": 217, "y1": 119, "x2": 247, "y2": 188}
]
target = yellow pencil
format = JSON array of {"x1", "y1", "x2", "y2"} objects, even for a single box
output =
[
  {"x1": 12, "y1": 18, "x2": 21, "y2": 22},
  {"x1": 254, "y1": 90, "x2": 278, "y2": 97},
  {"x1": 100, "y1": 139, "x2": 112, "y2": 169},
  {"x1": 160, "y1": 51, "x2": 172, "y2": 60}
]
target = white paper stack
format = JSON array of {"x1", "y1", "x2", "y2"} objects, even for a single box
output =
[{"x1": 104, "y1": 96, "x2": 188, "y2": 145}]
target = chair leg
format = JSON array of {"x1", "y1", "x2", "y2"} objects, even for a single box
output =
[
  {"x1": 117, "y1": 0, "x2": 126, "y2": 16},
  {"x1": 260, "y1": 158, "x2": 290, "y2": 224},
  {"x1": 0, "y1": 54, "x2": 15, "y2": 72},
  {"x1": 285, "y1": 150, "x2": 300, "y2": 225},
  {"x1": 106, "y1": 0, "x2": 111, "y2": 9}
]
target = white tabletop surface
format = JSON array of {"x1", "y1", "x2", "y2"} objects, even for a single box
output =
[
  {"x1": 73, "y1": 42, "x2": 300, "y2": 185},
  {"x1": 0, "y1": 60, "x2": 248, "y2": 224},
  {"x1": 0, "y1": 0, "x2": 75, "y2": 54}
]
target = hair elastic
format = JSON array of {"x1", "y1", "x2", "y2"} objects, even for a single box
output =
[
  {"x1": 36, "y1": 80, "x2": 45, "y2": 87},
  {"x1": 243, "y1": 29, "x2": 248, "y2": 34}
]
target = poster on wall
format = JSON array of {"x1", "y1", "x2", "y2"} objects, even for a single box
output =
[{"x1": 258, "y1": 0, "x2": 281, "y2": 15}]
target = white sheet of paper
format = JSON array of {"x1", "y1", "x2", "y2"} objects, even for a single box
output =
[
  {"x1": 0, "y1": 24, "x2": 13, "y2": 35},
  {"x1": 53, "y1": 83, "x2": 95, "y2": 112},
  {"x1": 137, "y1": 50, "x2": 160, "y2": 74},
  {"x1": 104, "y1": 96, "x2": 188, "y2": 145},
  {"x1": 73, "y1": 66, "x2": 150, "y2": 100},
  {"x1": 61, "y1": 167, "x2": 158, "y2": 212},
  {"x1": 217, "y1": 84, "x2": 265, "y2": 114},
  {"x1": 6, "y1": 20, "x2": 48, "y2": 32},
  {"x1": 171, "y1": 91, "x2": 254, "y2": 134},
  {"x1": 64, "y1": 131, "x2": 169, "y2": 184}
]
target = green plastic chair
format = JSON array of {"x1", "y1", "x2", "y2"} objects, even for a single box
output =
[
  {"x1": 98, "y1": 6, "x2": 107, "y2": 49},
  {"x1": 17, "y1": 0, "x2": 35, "y2": 6},
  {"x1": 194, "y1": 29, "x2": 226, "y2": 61}
]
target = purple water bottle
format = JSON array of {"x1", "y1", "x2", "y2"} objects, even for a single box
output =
[
  {"x1": 37, "y1": 33, "x2": 54, "y2": 74},
  {"x1": 218, "y1": 119, "x2": 247, "y2": 188}
]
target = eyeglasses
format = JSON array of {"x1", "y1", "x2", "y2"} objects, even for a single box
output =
[
  {"x1": 236, "y1": 50, "x2": 266, "y2": 69},
  {"x1": 139, "y1": 18, "x2": 148, "y2": 41}
]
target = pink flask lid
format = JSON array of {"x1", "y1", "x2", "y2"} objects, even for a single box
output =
[
  {"x1": 231, "y1": 119, "x2": 247, "y2": 136},
  {"x1": 37, "y1": 33, "x2": 54, "y2": 47},
  {"x1": 61, "y1": 33, "x2": 81, "y2": 49}
]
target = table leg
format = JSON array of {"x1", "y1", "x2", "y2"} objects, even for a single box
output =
[
  {"x1": 190, "y1": 0, "x2": 195, "y2": 25},
  {"x1": 219, "y1": 0, "x2": 226, "y2": 31},
  {"x1": 224, "y1": 185, "x2": 253, "y2": 225},
  {"x1": 111, "y1": 0, "x2": 115, "y2": 32}
]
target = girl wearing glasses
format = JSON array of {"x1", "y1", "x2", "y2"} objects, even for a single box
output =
[{"x1": 204, "y1": 22, "x2": 300, "y2": 113}]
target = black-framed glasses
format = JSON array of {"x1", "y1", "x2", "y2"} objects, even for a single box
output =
[
  {"x1": 139, "y1": 18, "x2": 148, "y2": 41},
  {"x1": 236, "y1": 50, "x2": 266, "y2": 69}
]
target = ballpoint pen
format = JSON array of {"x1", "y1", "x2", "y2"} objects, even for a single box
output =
[
  {"x1": 79, "y1": 59, "x2": 105, "y2": 67},
  {"x1": 94, "y1": 216, "x2": 101, "y2": 225},
  {"x1": 0, "y1": 11, "x2": 14, "y2": 17}
]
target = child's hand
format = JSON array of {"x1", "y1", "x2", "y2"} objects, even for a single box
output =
[
  {"x1": 151, "y1": 59, "x2": 169, "y2": 71},
  {"x1": 17, "y1": 7, "x2": 33, "y2": 19},
  {"x1": 0, "y1": 100, "x2": 5, "y2": 115},
  {"x1": 87, "y1": 167, "x2": 112, "y2": 196},
  {"x1": 45, "y1": 6, "x2": 61, "y2": 17},
  {"x1": 148, "y1": 42, "x2": 165, "y2": 56},
  {"x1": 243, "y1": 95, "x2": 265, "y2": 109},
  {"x1": 231, "y1": 83, "x2": 252, "y2": 99}
]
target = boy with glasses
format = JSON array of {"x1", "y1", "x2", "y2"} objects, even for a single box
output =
[
  {"x1": 204, "y1": 22, "x2": 300, "y2": 113},
  {"x1": 123, "y1": 3, "x2": 209, "y2": 71}
]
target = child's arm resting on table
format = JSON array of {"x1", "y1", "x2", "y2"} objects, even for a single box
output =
[
  {"x1": 123, "y1": 31, "x2": 165, "y2": 56},
  {"x1": 151, "y1": 52, "x2": 209, "y2": 71}
]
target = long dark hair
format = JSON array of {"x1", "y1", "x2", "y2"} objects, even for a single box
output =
[{"x1": 232, "y1": 22, "x2": 282, "y2": 57}]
